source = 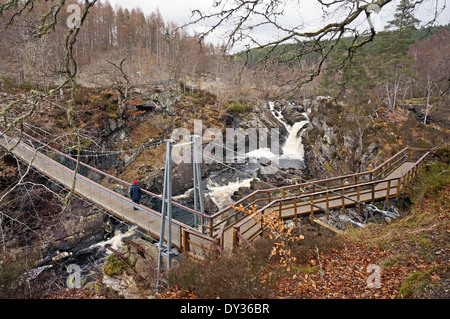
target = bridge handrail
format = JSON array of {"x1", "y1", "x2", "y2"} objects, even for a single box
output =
[
  {"x1": 233, "y1": 176, "x2": 399, "y2": 231},
  {"x1": 182, "y1": 227, "x2": 222, "y2": 255},
  {"x1": 211, "y1": 147, "x2": 407, "y2": 217},
  {"x1": 2, "y1": 134, "x2": 162, "y2": 218},
  {"x1": 2, "y1": 131, "x2": 222, "y2": 251},
  {"x1": 12, "y1": 129, "x2": 210, "y2": 219},
  {"x1": 232, "y1": 149, "x2": 432, "y2": 246},
  {"x1": 0, "y1": 133, "x2": 217, "y2": 250},
  {"x1": 210, "y1": 146, "x2": 431, "y2": 235}
]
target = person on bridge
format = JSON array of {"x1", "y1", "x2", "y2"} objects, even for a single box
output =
[{"x1": 130, "y1": 180, "x2": 142, "y2": 210}]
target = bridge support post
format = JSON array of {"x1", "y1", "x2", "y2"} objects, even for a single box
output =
[
  {"x1": 192, "y1": 135, "x2": 205, "y2": 232},
  {"x1": 157, "y1": 139, "x2": 177, "y2": 292}
]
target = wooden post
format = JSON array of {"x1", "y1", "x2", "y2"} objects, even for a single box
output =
[
  {"x1": 396, "y1": 177, "x2": 401, "y2": 199},
  {"x1": 279, "y1": 200, "x2": 283, "y2": 219},
  {"x1": 371, "y1": 183, "x2": 375, "y2": 202},
  {"x1": 356, "y1": 185, "x2": 361, "y2": 215},
  {"x1": 201, "y1": 215, "x2": 204, "y2": 234},
  {"x1": 294, "y1": 198, "x2": 298, "y2": 227},
  {"x1": 385, "y1": 180, "x2": 391, "y2": 205},
  {"x1": 183, "y1": 229, "x2": 189, "y2": 253},
  {"x1": 217, "y1": 223, "x2": 225, "y2": 251},
  {"x1": 209, "y1": 217, "x2": 213, "y2": 237},
  {"x1": 233, "y1": 227, "x2": 239, "y2": 251},
  {"x1": 326, "y1": 191, "x2": 330, "y2": 220},
  {"x1": 310, "y1": 195, "x2": 314, "y2": 223}
]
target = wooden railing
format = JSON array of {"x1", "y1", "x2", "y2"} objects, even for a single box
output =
[
  {"x1": 229, "y1": 149, "x2": 432, "y2": 251},
  {"x1": 0, "y1": 129, "x2": 433, "y2": 256},
  {"x1": 208, "y1": 147, "x2": 428, "y2": 236}
]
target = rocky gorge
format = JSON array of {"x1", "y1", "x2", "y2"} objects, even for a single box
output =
[{"x1": 0, "y1": 80, "x2": 447, "y2": 298}]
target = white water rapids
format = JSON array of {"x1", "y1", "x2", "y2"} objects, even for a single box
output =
[
  {"x1": 26, "y1": 101, "x2": 311, "y2": 285},
  {"x1": 204, "y1": 101, "x2": 309, "y2": 210},
  {"x1": 206, "y1": 178, "x2": 254, "y2": 209}
]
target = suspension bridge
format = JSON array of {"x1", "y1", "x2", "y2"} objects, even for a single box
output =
[{"x1": 0, "y1": 130, "x2": 432, "y2": 259}]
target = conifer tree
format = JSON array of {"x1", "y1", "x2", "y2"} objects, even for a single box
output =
[{"x1": 371, "y1": 0, "x2": 419, "y2": 111}]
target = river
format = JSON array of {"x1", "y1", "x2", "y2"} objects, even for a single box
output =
[{"x1": 201, "y1": 100, "x2": 310, "y2": 210}]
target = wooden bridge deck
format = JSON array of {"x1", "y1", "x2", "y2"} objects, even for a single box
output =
[
  {"x1": 218, "y1": 162, "x2": 415, "y2": 252},
  {"x1": 276, "y1": 161, "x2": 414, "y2": 218},
  {"x1": 1, "y1": 132, "x2": 431, "y2": 255}
]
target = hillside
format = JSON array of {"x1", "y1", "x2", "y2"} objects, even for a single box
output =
[
  {"x1": 0, "y1": 0, "x2": 449, "y2": 302},
  {"x1": 1, "y1": 69, "x2": 449, "y2": 300},
  {"x1": 237, "y1": 25, "x2": 450, "y2": 65},
  {"x1": 161, "y1": 147, "x2": 449, "y2": 299}
]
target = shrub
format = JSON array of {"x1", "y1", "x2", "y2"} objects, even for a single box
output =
[
  {"x1": 407, "y1": 157, "x2": 449, "y2": 202},
  {"x1": 168, "y1": 209, "x2": 309, "y2": 298},
  {"x1": 0, "y1": 256, "x2": 31, "y2": 299},
  {"x1": 168, "y1": 239, "x2": 274, "y2": 299},
  {"x1": 291, "y1": 225, "x2": 343, "y2": 264},
  {"x1": 227, "y1": 102, "x2": 247, "y2": 115},
  {"x1": 103, "y1": 255, "x2": 128, "y2": 277}
]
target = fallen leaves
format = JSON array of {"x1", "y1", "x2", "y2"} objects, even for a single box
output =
[
  {"x1": 44, "y1": 288, "x2": 116, "y2": 299},
  {"x1": 274, "y1": 241, "x2": 444, "y2": 299},
  {"x1": 160, "y1": 287, "x2": 198, "y2": 299}
]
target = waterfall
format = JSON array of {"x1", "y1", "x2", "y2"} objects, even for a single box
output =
[
  {"x1": 176, "y1": 100, "x2": 309, "y2": 212},
  {"x1": 268, "y1": 101, "x2": 309, "y2": 161},
  {"x1": 94, "y1": 226, "x2": 138, "y2": 251},
  {"x1": 268, "y1": 101, "x2": 291, "y2": 132},
  {"x1": 281, "y1": 119, "x2": 309, "y2": 160}
]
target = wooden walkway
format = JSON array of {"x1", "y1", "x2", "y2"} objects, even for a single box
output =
[
  {"x1": 0, "y1": 132, "x2": 432, "y2": 255},
  {"x1": 219, "y1": 149, "x2": 431, "y2": 252}
]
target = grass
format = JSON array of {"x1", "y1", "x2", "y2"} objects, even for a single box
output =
[
  {"x1": 103, "y1": 255, "x2": 128, "y2": 277},
  {"x1": 345, "y1": 146, "x2": 449, "y2": 298},
  {"x1": 168, "y1": 236, "x2": 276, "y2": 299},
  {"x1": 227, "y1": 101, "x2": 247, "y2": 115},
  {"x1": 398, "y1": 266, "x2": 449, "y2": 299}
]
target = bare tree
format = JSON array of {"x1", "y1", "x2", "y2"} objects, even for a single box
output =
[
  {"x1": 188, "y1": 0, "x2": 446, "y2": 94},
  {"x1": 0, "y1": 1, "x2": 98, "y2": 205},
  {"x1": 413, "y1": 29, "x2": 450, "y2": 124}
]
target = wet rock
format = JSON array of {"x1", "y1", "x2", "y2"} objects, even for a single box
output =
[
  {"x1": 204, "y1": 195, "x2": 219, "y2": 214},
  {"x1": 231, "y1": 186, "x2": 253, "y2": 202},
  {"x1": 134, "y1": 257, "x2": 152, "y2": 280}
]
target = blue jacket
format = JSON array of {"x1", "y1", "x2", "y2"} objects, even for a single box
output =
[{"x1": 130, "y1": 184, "x2": 142, "y2": 202}]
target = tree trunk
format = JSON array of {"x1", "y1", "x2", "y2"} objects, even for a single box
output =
[{"x1": 423, "y1": 74, "x2": 433, "y2": 125}]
